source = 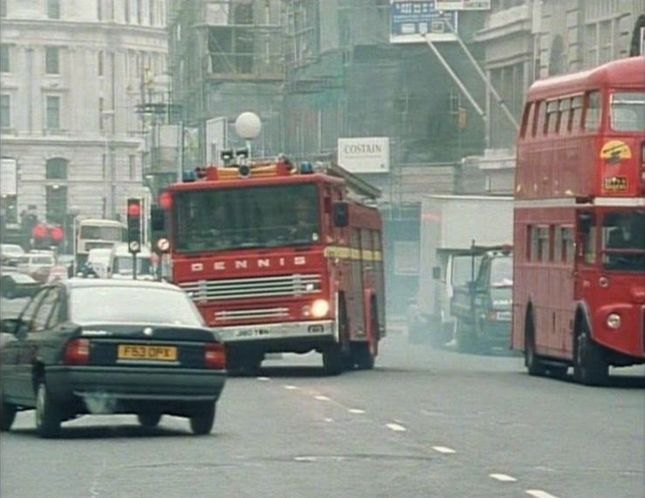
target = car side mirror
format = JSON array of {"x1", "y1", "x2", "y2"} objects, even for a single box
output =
[{"x1": 332, "y1": 202, "x2": 349, "y2": 228}]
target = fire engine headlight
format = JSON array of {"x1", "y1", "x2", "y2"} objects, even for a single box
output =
[
  {"x1": 310, "y1": 299, "x2": 329, "y2": 318},
  {"x1": 606, "y1": 313, "x2": 621, "y2": 330}
]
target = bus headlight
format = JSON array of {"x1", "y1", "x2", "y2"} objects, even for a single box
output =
[
  {"x1": 311, "y1": 299, "x2": 330, "y2": 318},
  {"x1": 606, "y1": 313, "x2": 621, "y2": 330}
]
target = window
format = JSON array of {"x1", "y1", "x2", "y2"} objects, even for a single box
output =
[
  {"x1": 0, "y1": 44, "x2": 9, "y2": 72},
  {"x1": 559, "y1": 98, "x2": 571, "y2": 133},
  {"x1": 45, "y1": 47, "x2": 60, "y2": 74},
  {"x1": 0, "y1": 94, "x2": 10, "y2": 129},
  {"x1": 560, "y1": 227, "x2": 575, "y2": 264},
  {"x1": 97, "y1": 0, "x2": 102, "y2": 20},
  {"x1": 584, "y1": 91, "x2": 601, "y2": 131},
  {"x1": 578, "y1": 212, "x2": 597, "y2": 265},
  {"x1": 545, "y1": 100, "x2": 560, "y2": 134},
  {"x1": 32, "y1": 288, "x2": 59, "y2": 332},
  {"x1": 136, "y1": 0, "x2": 142, "y2": 24},
  {"x1": 530, "y1": 225, "x2": 550, "y2": 262},
  {"x1": 1, "y1": 0, "x2": 7, "y2": 17},
  {"x1": 102, "y1": 153, "x2": 107, "y2": 179},
  {"x1": 149, "y1": 0, "x2": 155, "y2": 25},
  {"x1": 124, "y1": 0, "x2": 130, "y2": 23},
  {"x1": 610, "y1": 91, "x2": 645, "y2": 132},
  {"x1": 98, "y1": 51, "x2": 104, "y2": 76},
  {"x1": 47, "y1": 0, "x2": 60, "y2": 19},
  {"x1": 534, "y1": 101, "x2": 545, "y2": 136},
  {"x1": 46, "y1": 96, "x2": 61, "y2": 130},
  {"x1": 570, "y1": 95, "x2": 584, "y2": 132},
  {"x1": 99, "y1": 97, "x2": 104, "y2": 130},
  {"x1": 129, "y1": 154, "x2": 137, "y2": 179},
  {"x1": 46, "y1": 158, "x2": 68, "y2": 180},
  {"x1": 520, "y1": 101, "x2": 534, "y2": 138}
]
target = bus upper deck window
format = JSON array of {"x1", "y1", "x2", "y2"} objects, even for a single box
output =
[
  {"x1": 610, "y1": 91, "x2": 645, "y2": 132},
  {"x1": 584, "y1": 91, "x2": 601, "y2": 131}
]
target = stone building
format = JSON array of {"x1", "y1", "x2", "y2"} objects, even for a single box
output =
[{"x1": 0, "y1": 0, "x2": 169, "y2": 229}]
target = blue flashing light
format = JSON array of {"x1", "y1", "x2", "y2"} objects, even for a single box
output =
[{"x1": 300, "y1": 162, "x2": 314, "y2": 174}]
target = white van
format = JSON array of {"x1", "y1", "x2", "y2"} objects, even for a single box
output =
[
  {"x1": 85, "y1": 248, "x2": 113, "y2": 278},
  {"x1": 110, "y1": 243, "x2": 155, "y2": 280}
]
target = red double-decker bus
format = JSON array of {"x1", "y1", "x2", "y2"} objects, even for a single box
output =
[
  {"x1": 512, "y1": 56, "x2": 645, "y2": 385},
  {"x1": 155, "y1": 156, "x2": 385, "y2": 375}
]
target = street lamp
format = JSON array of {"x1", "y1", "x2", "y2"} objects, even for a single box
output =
[{"x1": 234, "y1": 112, "x2": 262, "y2": 159}]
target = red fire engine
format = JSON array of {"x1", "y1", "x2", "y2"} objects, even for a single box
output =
[
  {"x1": 512, "y1": 56, "x2": 645, "y2": 385},
  {"x1": 155, "y1": 153, "x2": 386, "y2": 375}
]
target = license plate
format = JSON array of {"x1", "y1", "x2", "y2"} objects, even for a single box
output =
[{"x1": 117, "y1": 344, "x2": 178, "y2": 361}]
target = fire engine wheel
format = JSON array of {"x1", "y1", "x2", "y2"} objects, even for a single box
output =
[
  {"x1": 322, "y1": 345, "x2": 344, "y2": 375},
  {"x1": 351, "y1": 342, "x2": 375, "y2": 370},
  {"x1": 524, "y1": 316, "x2": 547, "y2": 376},
  {"x1": 573, "y1": 321, "x2": 608, "y2": 386}
]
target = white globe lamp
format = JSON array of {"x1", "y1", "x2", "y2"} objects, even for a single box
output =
[{"x1": 234, "y1": 112, "x2": 262, "y2": 140}]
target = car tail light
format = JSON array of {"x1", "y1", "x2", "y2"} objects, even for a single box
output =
[
  {"x1": 204, "y1": 343, "x2": 226, "y2": 370},
  {"x1": 64, "y1": 338, "x2": 90, "y2": 365}
]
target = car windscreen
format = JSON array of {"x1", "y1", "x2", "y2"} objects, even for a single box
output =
[
  {"x1": 490, "y1": 257, "x2": 513, "y2": 286},
  {"x1": 70, "y1": 286, "x2": 205, "y2": 326},
  {"x1": 80, "y1": 225, "x2": 123, "y2": 240},
  {"x1": 173, "y1": 183, "x2": 321, "y2": 252}
]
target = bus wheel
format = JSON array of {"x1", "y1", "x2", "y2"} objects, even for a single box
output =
[
  {"x1": 573, "y1": 321, "x2": 608, "y2": 386},
  {"x1": 524, "y1": 317, "x2": 546, "y2": 376}
]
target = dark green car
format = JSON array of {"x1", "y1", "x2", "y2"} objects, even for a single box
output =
[{"x1": 0, "y1": 278, "x2": 227, "y2": 438}]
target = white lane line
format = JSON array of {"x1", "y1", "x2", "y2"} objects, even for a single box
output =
[
  {"x1": 324, "y1": 418, "x2": 334, "y2": 423},
  {"x1": 431, "y1": 446, "x2": 456, "y2": 454},
  {"x1": 256, "y1": 377, "x2": 270, "y2": 381},
  {"x1": 386, "y1": 423, "x2": 407, "y2": 432},
  {"x1": 526, "y1": 491, "x2": 561, "y2": 498},
  {"x1": 348, "y1": 408, "x2": 365, "y2": 414},
  {"x1": 489, "y1": 474, "x2": 517, "y2": 482},
  {"x1": 295, "y1": 456, "x2": 317, "y2": 462},
  {"x1": 283, "y1": 385, "x2": 298, "y2": 390},
  {"x1": 314, "y1": 395, "x2": 331, "y2": 401}
]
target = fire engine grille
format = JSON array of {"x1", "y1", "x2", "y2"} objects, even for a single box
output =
[
  {"x1": 215, "y1": 307, "x2": 289, "y2": 322},
  {"x1": 179, "y1": 274, "x2": 322, "y2": 302}
]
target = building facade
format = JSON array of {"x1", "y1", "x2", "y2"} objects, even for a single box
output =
[{"x1": 0, "y1": 0, "x2": 169, "y2": 231}]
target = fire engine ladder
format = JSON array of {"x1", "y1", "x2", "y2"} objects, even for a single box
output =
[
  {"x1": 424, "y1": 25, "x2": 519, "y2": 147},
  {"x1": 326, "y1": 162, "x2": 382, "y2": 200}
]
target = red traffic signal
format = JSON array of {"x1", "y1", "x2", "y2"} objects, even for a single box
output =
[
  {"x1": 127, "y1": 200, "x2": 142, "y2": 218},
  {"x1": 50, "y1": 226, "x2": 64, "y2": 242}
]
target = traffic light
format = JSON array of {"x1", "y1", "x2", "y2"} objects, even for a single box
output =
[{"x1": 126, "y1": 198, "x2": 142, "y2": 251}]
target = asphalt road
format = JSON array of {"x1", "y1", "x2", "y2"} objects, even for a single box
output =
[{"x1": 1, "y1": 320, "x2": 643, "y2": 498}]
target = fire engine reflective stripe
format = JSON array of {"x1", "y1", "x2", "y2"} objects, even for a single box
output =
[{"x1": 324, "y1": 246, "x2": 382, "y2": 261}]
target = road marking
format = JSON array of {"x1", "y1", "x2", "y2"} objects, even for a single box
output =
[
  {"x1": 489, "y1": 474, "x2": 517, "y2": 482},
  {"x1": 314, "y1": 395, "x2": 331, "y2": 401},
  {"x1": 432, "y1": 446, "x2": 456, "y2": 454},
  {"x1": 257, "y1": 376, "x2": 270, "y2": 381},
  {"x1": 324, "y1": 418, "x2": 334, "y2": 423},
  {"x1": 526, "y1": 491, "x2": 560, "y2": 498},
  {"x1": 295, "y1": 456, "x2": 317, "y2": 462},
  {"x1": 386, "y1": 423, "x2": 407, "y2": 432},
  {"x1": 283, "y1": 385, "x2": 298, "y2": 390},
  {"x1": 348, "y1": 408, "x2": 365, "y2": 414}
]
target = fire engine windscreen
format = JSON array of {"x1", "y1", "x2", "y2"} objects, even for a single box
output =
[{"x1": 174, "y1": 184, "x2": 321, "y2": 252}]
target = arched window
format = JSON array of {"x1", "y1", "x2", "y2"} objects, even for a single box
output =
[{"x1": 46, "y1": 157, "x2": 67, "y2": 180}]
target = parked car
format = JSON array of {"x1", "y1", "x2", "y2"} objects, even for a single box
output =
[
  {"x1": 0, "y1": 244, "x2": 26, "y2": 267},
  {"x1": 0, "y1": 272, "x2": 41, "y2": 299},
  {"x1": 0, "y1": 278, "x2": 227, "y2": 438}
]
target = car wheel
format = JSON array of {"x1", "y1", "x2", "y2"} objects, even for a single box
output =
[
  {"x1": 35, "y1": 380, "x2": 63, "y2": 438},
  {"x1": 189, "y1": 402, "x2": 216, "y2": 435},
  {"x1": 455, "y1": 319, "x2": 478, "y2": 353},
  {"x1": 137, "y1": 412, "x2": 162, "y2": 428},
  {"x1": 0, "y1": 388, "x2": 17, "y2": 431}
]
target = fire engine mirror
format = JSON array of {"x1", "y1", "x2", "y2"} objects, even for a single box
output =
[
  {"x1": 332, "y1": 202, "x2": 349, "y2": 228},
  {"x1": 151, "y1": 206, "x2": 165, "y2": 231}
]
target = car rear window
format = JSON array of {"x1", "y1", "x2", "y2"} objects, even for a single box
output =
[{"x1": 70, "y1": 286, "x2": 205, "y2": 326}]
